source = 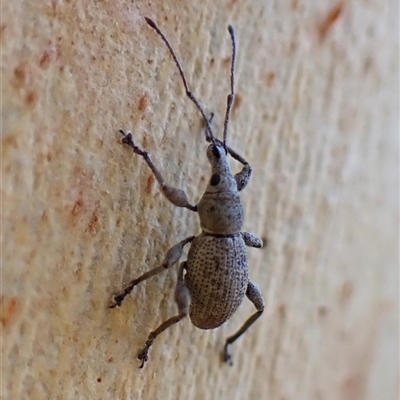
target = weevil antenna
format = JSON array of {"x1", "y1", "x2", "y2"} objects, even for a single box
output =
[
  {"x1": 145, "y1": 17, "x2": 217, "y2": 145},
  {"x1": 222, "y1": 25, "x2": 236, "y2": 152}
]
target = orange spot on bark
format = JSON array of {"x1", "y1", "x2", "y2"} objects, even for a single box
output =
[
  {"x1": 138, "y1": 94, "x2": 149, "y2": 112},
  {"x1": 71, "y1": 198, "x2": 84, "y2": 216},
  {"x1": 146, "y1": 174, "x2": 155, "y2": 194},
  {"x1": 86, "y1": 206, "x2": 100, "y2": 235},
  {"x1": 26, "y1": 91, "x2": 38, "y2": 107},
  {"x1": 232, "y1": 93, "x2": 243, "y2": 114},
  {"x1": 1, "y1": 296, "x2": 18, "y2": 327},
  {"x1": 278, "y1": 304, "x2": 287, "y2": 319},
  {"x1": 13, "y1": 65, "x2": 26, "y2": 88},
  {"x1": 339, "y1": 281, "x2": 354, "y2": 307},
  {"x1": 266, "y1": 72, "x2": 276, "y2": 86},
  {"x1": 319, "y1": 2, "x2": 344, "y2": 40},
  {"x1": 39, "y1": 50, "x2": 52, "y2": 69},
  {"x1": 222, "y1": 56, "x2": 231, "y2": 67}
]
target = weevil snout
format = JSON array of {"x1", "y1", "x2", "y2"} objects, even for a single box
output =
[
  {"x1": 205, "y1": 143, "x2": 237, "y2": 194},
  {"x1": 206, "y1": 143, "x2": 231, "y2": 175},
  {"x1": 207, "y1": 143, "x2": 228, "y2": 161}
]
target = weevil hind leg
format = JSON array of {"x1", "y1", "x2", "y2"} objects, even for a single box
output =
[
  {"x1": 109, "y1": 236, "x2": 194, "y2": 308},
  {"x1": 137, "y1": 262, "x2": 191, "y2": 368},
  {"x1": 119, "y1": 130, "x2": 197, "y2": 211},
  {"x1": 223, "y1": 281, "x2": 264, "y2": 365}
]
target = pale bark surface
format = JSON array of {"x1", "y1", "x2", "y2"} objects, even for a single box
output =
[{"x1": 1, "y1": 1, "x2": 398, "y2": 400}]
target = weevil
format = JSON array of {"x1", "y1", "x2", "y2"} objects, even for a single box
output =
[{"x1": 109, "y1": 17, "x2": 265, "y2": 368}]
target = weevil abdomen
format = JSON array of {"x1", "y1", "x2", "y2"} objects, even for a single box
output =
[{"x1": 185, "y1": 234, "x2": 248, "y2": 329}]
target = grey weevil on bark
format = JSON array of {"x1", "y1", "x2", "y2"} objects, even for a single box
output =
[{"x1": 109, "y1": 17, "x2": 265, "y2": 369}]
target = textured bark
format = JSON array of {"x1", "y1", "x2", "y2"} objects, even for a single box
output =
[{"x1": 1, "y1": 1, "x2": 398, "y2": 399}]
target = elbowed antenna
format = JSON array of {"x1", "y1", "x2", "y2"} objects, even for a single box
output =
[
  {"x1": 145, "y1": 17, "x2": 217, "y2": 145},
  {"x1": 222, "y1": 25, "x2": 236, "y2": 152}
]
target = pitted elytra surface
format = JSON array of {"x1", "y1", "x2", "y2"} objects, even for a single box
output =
[
  {"x1": 185, "y1": 234, "x2": 248, "y2": 329},
  {"x1": 109, "y1": 17, "x2": 265, "y2": 369}
]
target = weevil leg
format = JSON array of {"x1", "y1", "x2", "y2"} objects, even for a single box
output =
[
  {"x1": 205, "y1": 120, "x2": 252, "y2": 190},
  {"x1": 225, "y1": 146, "x2": 252, "y2": 191},
  {"x1": 223, "y1": 281, "x2": 264, "y2": 365},
  {"x1": 109, "y1": 236, "x2": 194, "y2": 308},
  {"x1": 119, "y1": 130, "x2": 197, "y2": 211},
  {"x1": 137, "y1": 261, "x2": 190, "y2": 368},
  {"x1": 204, "y1": 102, "x2": 251, "y2": 191},
  {"x1": 241, "y1": 232, "x2": 263, "y2": 248}
]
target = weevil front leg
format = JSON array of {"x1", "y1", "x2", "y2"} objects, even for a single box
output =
[
  {"x1": 109, "y1": 236, "x2": 194, "y2": 308},
  {"x1": 226, "y1": 145, "x2": 252, "y2": 191},
  {"x1": 137, "y1": 261, "x2": 191, "y2": 368},
  {"x1": 119, "y1": 130, "x2": 197, "y2": 211},
  {"x1": 223, "y1": 281, "x2": 264, "y2": 365},
  {"x1": 203, "y1": 115, "x2": 251, "y2": 191}
]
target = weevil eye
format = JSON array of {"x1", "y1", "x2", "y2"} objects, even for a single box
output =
[
  {"x1": 211, "y1": 145, "x2": 221, "y2": 159},
  {"x1": 210, "y1": 174, "x2": 221, "y2": 186}
]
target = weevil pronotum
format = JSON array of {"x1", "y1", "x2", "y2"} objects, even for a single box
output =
[{"x1": 110, "y1": 17, "x2": 265, "y2": 368}]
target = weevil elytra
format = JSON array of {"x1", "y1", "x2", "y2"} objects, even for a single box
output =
[{"x1": 110, "y1": 17, "x2": 265, "y2": 368}]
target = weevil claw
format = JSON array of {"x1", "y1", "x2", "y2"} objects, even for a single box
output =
[
  {"x1": 223, "y1": 343, "x2": 234, "y2": 366},
  {"x1": 119, "y1": 130, "x2": 147, "y2": 156},
  {"x1": 108, "y1": 293, "x2": 125, "y2": 308},
  {"x1": 138, "y1": 347, "x2": 150, "y2": 368}
]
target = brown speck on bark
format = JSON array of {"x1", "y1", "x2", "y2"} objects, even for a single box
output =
[
  {"x1": 292, "y1": 0, "x2": 299, "y2": 9},
  {"x1": 363, "y1": 57, "x2": 373, "y2": 73},
  {"x1": 318, "y1": 2, "x2": 344, "y2": 40},
  {"x1": 1, "y1": 296, "x2": 18, "y2": 327},
  {"x1": 266, "y1": 72, "x2": 276, "y2": 86},
  {"x1": 138, "y1": 94, "x2": 149, "y2": 112},
  {"x1": 341, "y1": 373, "x2": 365, "y2": 400},
  {"x1": 232, "y1": 93, "x2": 243, "y2": 114},
  {"x1": 261, "y1": 236, "x2": 269, "y2": 247},
  {"x1": 142, "y1": 134, "x2": 150, "y2": 148},
  {"x1": 97, "y1": 377, "x2": 102, "y2": 382},
  {"x1": 278, "y1": 304, "x2": 287, "y2": 319},
  {"x1": 222, "y1": 56, "x2": 231, "y2": 67},
  {"x1": 289, "y1": 40, "x2": 298, "y2": 54},
  {"x1": 318, "y1": 305, "x2": 328, "y2": 317},
  {"x1": 40, "y1": 50, "x2": 52, "y2": 69},
  {"x1": 86, "y1": 207, "x2": 100, "y2": 235},
  {"x1": 146, "y1": 174, "x2": 156, "y2": 194},
  {"x1": 339, "y1": 281, "x2": 354, "y2": 307},
  {"x1": 0, "y1": 24, "x2": 6, "y2": 41},
  {"x1": 71, "y1": 198, "x2": 84, "y2": 216},
  {"x1": 3, "y1": 135, "x2": 18, "y2": 148},
  {"x1": 13, "y1": 65, "x2": 26, "y2": 88},
  {"x1": 26, "y1": 91, "x2": 38, "y2": 107}
]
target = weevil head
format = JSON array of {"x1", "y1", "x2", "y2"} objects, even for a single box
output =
[{"x1": 205, "y1": 143, "x2": 237, "y2": 193}]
